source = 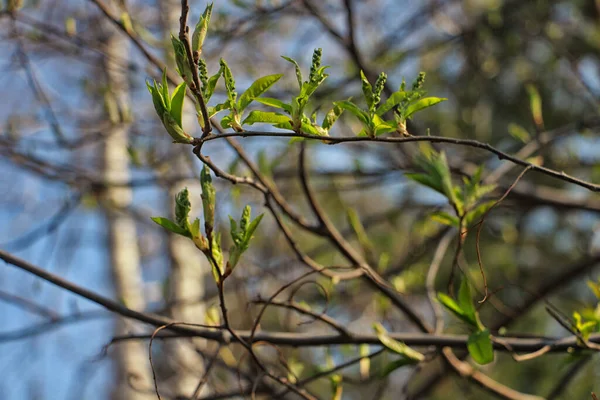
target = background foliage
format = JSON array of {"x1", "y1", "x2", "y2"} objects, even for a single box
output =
[{"x1": 1, "y1": 0, "x2": 600, "y2": 399}]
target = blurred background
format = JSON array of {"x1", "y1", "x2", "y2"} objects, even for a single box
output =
[{"x1": 1, "y1": 0, "x2": 600, "y2": 399}]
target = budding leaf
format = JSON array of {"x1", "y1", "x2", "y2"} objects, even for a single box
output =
[
  {"x1": 175, "y1": 188, "x2": 192, "y2": 231},
  {"x1": 376, "y1": 91, "x2": 408, "y2": 116},
  {"x1": 360, "y1": 70, "x2": 374, "y2": 111},
  {"x1": 467, "y1": 329, "x2": 494, "y2": 365},
  {"x1": 200, "y1": 165, "x2": 216, "y2": 231},
  {"x1": 281, "y1": 56, "x2": 303, "y2": 89},
  {"x1": 228, "y1": 205, "x2": 264, "y2": 270},
  {"x1": 238, "y1": 74, "x2": 283, "y2": 113},
  {"x1": 242, "y1": 111, "x2": 291, "y2": 126},
  {"x1": 151, "y1": 217, "x2": 191, "y2": 238},
  {"x1": 192, "y1": 3, "x2": 213, "y2": 54},
  {"x1": 170, "y1": 82, "x2": 187, "y2": 128}
]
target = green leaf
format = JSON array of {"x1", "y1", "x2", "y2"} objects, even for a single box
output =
[
  {"x1": 404, "y1": 173, "x2": 445, "y2": 196},
  {"x1": 220, "y1": 58, "x2": 236, "y2": 103},
  {"x1": 200, "y1": 165, "x2": 216, "y2": 230},
  {"x1": 458, "y1": 278, "x2": 477, "y2": 326},
  {"x1": 430, "y1": 211, "x2": 459, "y2": 227},
  {"x1": 373, "y1": 323, "x2": 424, "y2": 361},
  {"x1": 526, "y1": 83, "x2": 543, "y2": 128},
  {"x1": 467, "y1": 329, "x2": 494, "y2": 365},
  {"x1": 151, "y1": 217, "x2": 191, "y2": 237},
  {"x1": 238, "y1": 74, "x2": 283, "y2": 112},
  {"x1": 379, "y1": 358, "x2": 416, "y2": 378},
  {"x1": 322, "y1": 104, "x2": 344, "y2": 131},
  {"x1": 147, "y1": 80, "x2": 166, "y2": 117},
  {"x1": 220, "y1": 115, "x2": 233, "y2": 129},
  {"x1": 465, "y1": 200, "x2": 496, "y2": 226},
  {"x1": 204, "y1": 65, "x2": 223, "y2": 101},
  {"x1": 244, "y1": 213, "x2": 264, "y2": 243},
  {"x1": 170, "y1": 82, "x2": 187, "y2": 128},
  {"x1": 162, "y1": 111, "x2": 194, "y2": 144},
  {"x1": 161, "y1": 70, "x2": 170, "y2": 110},
  {"x1": 255, "y1": 97, "x2": 293, "y2": 114},
  {"x1": 300, "y1": 121, "x2": 325, "y2": 136},
  {"x1": 242, "y1": 111, "x2": 291, "y2": 126},
  {"x1": 190, "y1": 218, "x2": 200, "y2": 238},
  {"x1": 508, "y1": 123, "x2": 531, "y2": 143},
  {"x1": 404, "y1": 97, "x2": 446, "y2": 119},
  {"x1": 372, "y1": 115, "x2": 396, "y2": 136},
  {"x1": 376, "y1": 91, "x2": 408, "y2": 115},
  {"x1": 437, "y1": 293, "x2": 478, "y2": 326},
  {"x1": 192, "y1": 3, "x2": 213, "y2": 53},
  {"x1": 360, "y1": 70, "x2": 374, "y2": 111},
  {"x1": 281, "y1": 56, "x2": 303, "y2": 89},
  {"x1": 334, "y1": 100, "x2": 369, "y2": 125}
]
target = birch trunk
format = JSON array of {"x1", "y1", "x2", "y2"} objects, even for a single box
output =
[{"x1": 100, "y1": 3, "x2": 154, "y2": 399}]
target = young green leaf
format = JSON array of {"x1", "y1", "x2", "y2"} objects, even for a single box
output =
[
  {"x1": 220, "y1": 58, "x2": 237, "y2": 104},
  {"x1": 404, "y1": 97, "x2": 447, "y2": 119},
  {"x1": 360, "y1": 70, "x2": 374, "y2": 111},
  {"x1": 242, "y1": 111, "x2": 291, "y2": 126},
  {"x1": 508, "y1": 123, "x2": 531, "y2": 143},
  {"x1": 322, "y1": 104, "x2": 344, "y2": 131},
  {"x1": 430, "y1": 211, "x2": 460, "y2": 227},
  {"x1": 192, "y1": 3, "x2": 213, "y2": 54},
  {"x1": 467, "y1": 329, "x2": 494, "y2": 364},
  {"x1": 237, "y1": 74, "x2": 283, "y2": 113},
  {"x1": 162, "y1": 111, "x2": 194, "y2": 144},
  {"x1": 376, "y1": 91, "x2": 408, "y2": 116},
  {"x1": 190, "y1": 218, "x2": 200, "y2": 238},
  {"x1": 170, "y1": 82, "x2": 187, "y2": 128},
  {"x1": 465, "y1": 200, "x2": 496, "y2": 226},
  {"x1": 151, "y1": 217, "x2": 191, "y2": 237},
  {"x1": 255, "y1": 97, "x2": 293, "y2": 113},
  {"x1": 204, "y1": 64, "x2": 223, "y2": 101},
  {"x1": 161, "y1": 70, "x2": 170, "y2": 110},
  {"x1": 526, "y1": 83, "x2": 544, "y2": 129},
  {"x1": 200, "y1": 165, "x2": 216, "y2": 231},
  {"x1": 228, "y1": 205, "x2": 264, "y2": 270},
  {"x1": 458, "y1": 278, "x2": 477, "y2": 327},
  {"x1": 334, "y1": 100, "x2": 369, "y2": 125},
  {"x1": 373, "y1": 322, "x2": 424, "y2": 361},
  {"x1": 281, "y1": 56, "x2": 303, "y2": 89},
  {"x1": 437, "y1": 293, "x2": 466, "y2": 320}
]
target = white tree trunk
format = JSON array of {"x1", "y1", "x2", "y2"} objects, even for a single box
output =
[{"x1": 101, "y1": 4, "x2": 155, "y2": 399}]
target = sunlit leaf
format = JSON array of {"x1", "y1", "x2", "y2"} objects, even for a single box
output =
[
  {"x1": 242, "y1": 111, "x2": 291, "y2": 126},
  {"x1": 238, "y1": 74, "x2": 283, "y2": 112},
  {"x1": 404, "y1": 97, "x2": 446, "y2": 119}
]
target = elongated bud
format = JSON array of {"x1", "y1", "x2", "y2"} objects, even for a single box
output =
[
  {"x1": 200, "y1": 165, "x2": 216, "y2": 231},
  {"x1": 373, "y1": 72, "x2": 387, "y2": 107},
  {"x1": 192, "y1": 3, "x2": 213, "y2": 56},
  {"x1": 412, "y1": 72, "x2": 425, "y2": 90},
  {"x1": 175, "y1": 188, "x2": 191, "y2": 230},
  {"x1": 171, "y1": 36, "x2": 194, "y2": 87},
  {"x1": 309, "y1": 48, "x2": 322, "y2": 83}
]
